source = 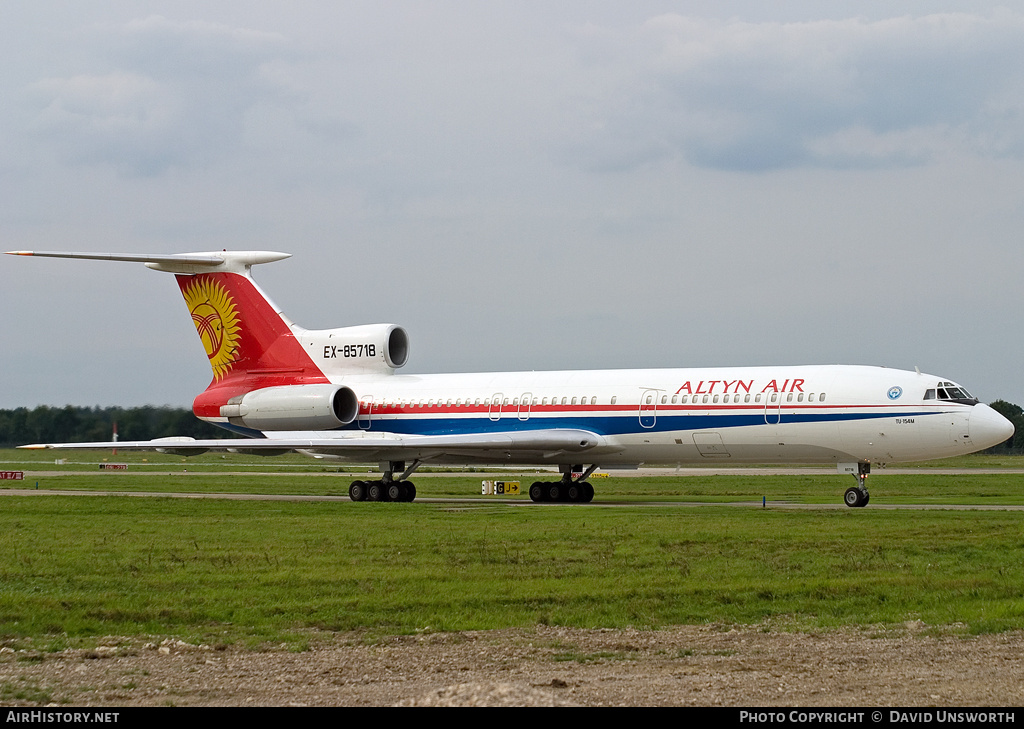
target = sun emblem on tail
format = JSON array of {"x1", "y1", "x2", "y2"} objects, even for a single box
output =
[{"x1": 182, "y1": 277, "x2": 241, "y2": 381}]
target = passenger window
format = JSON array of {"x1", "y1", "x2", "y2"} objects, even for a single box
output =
[
  {"x1": 591, "y1": 397, "x2": 597, "y2": 405},
  {"x1": 611, "y1": 396, "x2": 617, "y2": 405},
  {"x1": 820, "y1": 393, "x2": 826, "y2": 402},
  {"x1": 722, "y1": 394, "x2": 730, "y2": 403},
  {"x1": 787, "y1": 393, "x2": 793, "y2": 402},
  {"x1": 703, "y1": 395, "x2": 709, "y2": 404},
  {"x1": 713, "y1": 395, "x2": 719, "y2": 403},
  {"x1": 571, "y1": 397, "x2": 577, "y2": 405},
  {"x1": 744, "y1": 394, "x2": 751, "y2": 403},
  {"x1": 661, "y1": 395, "x2": 667, "y2": 404}
]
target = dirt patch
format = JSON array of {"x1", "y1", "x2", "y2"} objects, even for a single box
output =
[{"x1": 2, "y1": 624, "x2": 1022, "y2": 706}]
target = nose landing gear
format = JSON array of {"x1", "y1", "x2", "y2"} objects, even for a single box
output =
[{"x1": 844, "y1": 462, "x2": 870, "y2": 507}]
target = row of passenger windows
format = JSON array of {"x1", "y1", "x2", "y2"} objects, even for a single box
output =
[
  {"x1": 371, "y1": 396, "x2": 600, "y2": 408},
  {"x1": 659, "y1": 392, "x2": 826, "y2": 405},
  {"x1": 369, "y1": 392, "x2": 827, "y2": 408}
]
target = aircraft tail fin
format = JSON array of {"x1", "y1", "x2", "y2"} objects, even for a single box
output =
[{"x1": 174, "y1": 269, "x2": 327, "y2": 386}]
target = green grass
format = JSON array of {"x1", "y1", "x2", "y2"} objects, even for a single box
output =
[
  {"x1": 2, "y1": 449, "x2": 1022, "y2": 646},
  {"x1": 7, "y1": 470, "x2": 1024, "y2": 505},
  {"x1": 0, "y1": 490, "x2": 1023, "y2": 646}
]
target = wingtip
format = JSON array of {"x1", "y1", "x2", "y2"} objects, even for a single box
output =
[{"x1": 5, "y1": 251, "x2": 34, "y2": 256}]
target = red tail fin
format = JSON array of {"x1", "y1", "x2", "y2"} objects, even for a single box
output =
[{"x1": 177, "y1": 272, "x2": 328, "y2": 417}]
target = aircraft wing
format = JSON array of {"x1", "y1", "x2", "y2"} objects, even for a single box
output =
[{"x1": 18, "y1": 429, "x2": 614, "y2": 462}]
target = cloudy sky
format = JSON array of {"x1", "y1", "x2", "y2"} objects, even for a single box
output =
[{"x1": 3, "y1": 1, "x2": 1023, "y2": 409}]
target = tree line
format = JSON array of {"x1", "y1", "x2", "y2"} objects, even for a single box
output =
[{"x1": 0, "y1": 406, "x2": 238, "y2": 448}]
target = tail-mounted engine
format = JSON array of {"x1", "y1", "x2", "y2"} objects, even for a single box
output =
[
  {"x1": 220, "y1": 384, "x2": 360, "y2": 431},
  {"x1": 299, "y1": 323, "x2": 410, "y2": 375}
]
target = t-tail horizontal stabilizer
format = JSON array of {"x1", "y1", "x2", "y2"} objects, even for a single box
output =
[{"x1": 4, "y1": 250, "x2": 290, "y2": 274}]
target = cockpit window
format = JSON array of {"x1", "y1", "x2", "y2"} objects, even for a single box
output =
[
  {"x1": 935, "y1": 381, "x2": 978, "y2": 405},
  {"x1": 924, "y1": 389, "x2": 936, "y2": 400}
]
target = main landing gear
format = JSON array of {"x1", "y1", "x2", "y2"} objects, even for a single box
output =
[
  {"x1": 529, "y1": 464, "x2": 597, "y2": 503},
  {"x1": 349, "y1": 460, "x2": 420, "y2": 503},
  {"x1": 843, "y1": 462, "x2": 870, "y2": 508}
]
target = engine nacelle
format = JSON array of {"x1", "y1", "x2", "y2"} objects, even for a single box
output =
[
  {"x1": 300, "y1": 323, "x2": 410, "y2": 375},
  {"x1": 220, "y1": 384, "x2": 359, "y2": 431}
]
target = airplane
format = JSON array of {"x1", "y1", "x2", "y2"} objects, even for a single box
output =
[{"x1": 7, "y1": 249, "x2": 1014, "y2": 507}]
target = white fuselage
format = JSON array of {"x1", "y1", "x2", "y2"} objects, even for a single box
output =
[{"x1": 237, "y1": 364, "x2": 1008, "y2": 467}]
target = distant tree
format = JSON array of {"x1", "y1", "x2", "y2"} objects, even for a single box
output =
[{"x1": 0, "y1": 406, "x2": 238, "y2": 447}]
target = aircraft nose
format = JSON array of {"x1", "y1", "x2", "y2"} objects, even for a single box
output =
[{"x1": 969, "y1": 404, "x2": 1015, "y2": 449}]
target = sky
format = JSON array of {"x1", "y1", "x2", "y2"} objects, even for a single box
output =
[{"x1": 3, "y1": 1, "x2": 1023, "y2": 409}]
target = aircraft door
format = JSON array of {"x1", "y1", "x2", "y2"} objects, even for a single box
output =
[
  {"x1": 639, "y1": 389, "x2": 658, "y2": 429},
  {"x1": 518, "y1": 392, "x2": 533, "y2": 421},
  {"x1": 489, "y1": 393, "x2": 503, "y2": 421},
  {"x1": 764, "y1": 391, "x2": 781, "y2": 425},
  {"x1": 358, "y1": 396, "x2": 374, "y2": 430}
]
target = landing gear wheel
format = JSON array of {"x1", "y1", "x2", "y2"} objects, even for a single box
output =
[
  {"x1": 387, "y1": 482, "x2": 406, "y2": 502},
  {"x1": 844, "y1": 486, "x2": 867, "y2": 508},
  {"x1": 531, "y1": 477, "x2": 595, "y2": 503},
  {"x1": 367, "y1": 480, "x2": 387, "y2": 502},
  {"x1": 349, "y1": 480, "x2": 367, "y2": 502},
  {"x1": 403, "y1": 481, "x2": 417, "y2": 502}
]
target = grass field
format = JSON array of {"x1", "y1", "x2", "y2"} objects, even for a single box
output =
[{"x1": 1, "y1": 451, "x2": 1022, "y2": 648}]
